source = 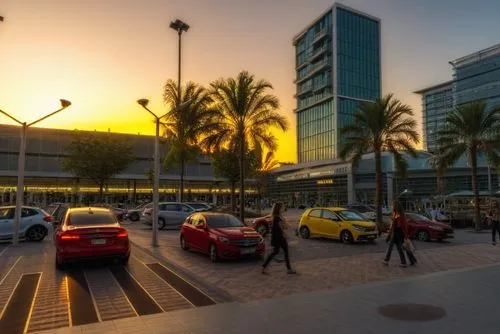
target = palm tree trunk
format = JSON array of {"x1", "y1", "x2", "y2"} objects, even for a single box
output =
[
  {"x1": 179, "y1": 159, "x2": 185, "y2": 202},
  {"x1": 374, "y1": 150, "x2": 383, "y2": 234},
  {"x1": 230, "y1": 181, "x2": 236, "y2": 213},
  {"x1": 239, "y1": 136, "x2": 245, "y2": 223},
  {"x1": 470, "y1": 146, "x2": 481, "y2": 231}
]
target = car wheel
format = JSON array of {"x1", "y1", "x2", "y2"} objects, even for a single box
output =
[
  {"x1": 130, "y1": 213, "x2": 140, "y2": 222},
  {"x1": 180, "y1": 235, "x2": 189, "y2": 251},
  {"x1": 341, "y1": 230, "x2": 354, "y2": 244},
  {"x1": 158, "y1": 218, "x2": 166, "y2": 230},
  {"x1": 26, "y1": 225, "x2": 47, "y2": 242},
  {"x1": 209, "y1": 243, "x2": 219, "y2": 263},
  {"x1": 417, "y1": 230, "x2": 430, "y2": 242},
  {"x1": 256, "y1": 224, "x2": 268, "y2": 236},
  {"x1": 299, "y1": 226, "x2": 310, "y2": 239}
]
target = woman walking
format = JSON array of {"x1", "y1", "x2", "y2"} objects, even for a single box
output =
[
  {"x1": 383, "y1": 200, "x2": 417, "y2": 267},
  {"x1": 487, "y1": 201, "x2": 500, "y2": 246},
  {"x1": 262, "y1": 202, "x2": 297, "y2": 275}
]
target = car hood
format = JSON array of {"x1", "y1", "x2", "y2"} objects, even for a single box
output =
[
  {"x1": 344, "y1": 220, "x2": 377, "y2": 227},
  {"x1": 211, "y1": 227, "x2": 261, "y2": 238}
]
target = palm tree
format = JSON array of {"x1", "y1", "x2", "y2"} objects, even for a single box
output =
[
  {"x1": 162, "y1": 80, "x2": 218, "y2": 202},
  {"x1": 339, "y1": 94, "x2": 420, "y2": 232},
  {"x1": 203, "y1": 71, "x2": 289, "y2": 222},
  {"x1": 436, "y1": 100, "x2": 500, "y2": 231},
  {"x1": 254, "y1": 143, "x2": 280, "y2": 213}
]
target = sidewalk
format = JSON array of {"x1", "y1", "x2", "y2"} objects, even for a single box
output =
[{"x1": 40, "y1": 263, "x2": 500, "y2": 334}]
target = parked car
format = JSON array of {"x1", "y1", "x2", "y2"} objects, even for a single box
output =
[
  {"x1": 298, "y1": 207, "x2": 378, "y2": 243},
  {"x1": 406, "y1": 212, "x2": 454, "y2": 242},
  {"x1": 0, "y1": 206, "x2": 53, "y2": 242},
  {"x1": 142, "y1": 202, "x2": 196, "y2": 229},
  {"x1": 184, "y1": 202, "x2": 213, "y2": 212},
  {"x1": 54, "y1": 207, "x2": 130, "y2": 269},
  {"x1": 110, "y1": 207, "x2": 127, "y2": 221},
  {"x1": 125, "y1": 202, "x2": 152, "y2": 221},
  {"x1": 180, "y1": 212, "x2": 265, "y2": 262},
  {"x1": 251, "y1": 215, "x2": 272, "y2": 235}
]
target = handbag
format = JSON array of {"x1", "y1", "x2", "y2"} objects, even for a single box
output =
[{"x1": 403, "y1": 238, "x2": 414, "y2": 252}]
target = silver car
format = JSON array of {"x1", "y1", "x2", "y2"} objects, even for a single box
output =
[
  {"x1": 142, "y1": 202, "x2": 196, "y2": 229},
  {"x1": 0, "y1": 206, "x2": 53, "y2": 241}
]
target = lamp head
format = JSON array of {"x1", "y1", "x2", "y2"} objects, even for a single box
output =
[
  {"x1": 137, "y1": 99, "x2": 149, "y2": 108},
  {"x1": 60, "y1": 99, "x2": 71, "y2": 108},
  {"x1": 169, "y1": 19, "x2": 189, "y2": 32}
]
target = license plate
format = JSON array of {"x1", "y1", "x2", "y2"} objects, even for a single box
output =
[
  {"x1": 241, "y1": 247, "x2": 256, "y2": 255},
  {"x1": 91, "y1": 239, "x2": 106, "y2": 245},
  {"x1": 367, "y1": 235, "x2": 377, "y2": 239}
]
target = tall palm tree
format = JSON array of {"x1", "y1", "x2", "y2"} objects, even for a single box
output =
[
  {"x1": 339, "y1": 94, "x2": 420, "y2": 232},
  {"x1": 162, "y1": 80, "x2": 218, "y2": 202},
  {"x1": 436, "y1": 100, "x2": 500, "y2": 231},
  {"x1": 203, "y1": 71, "x2": 289, "y2": 222},
  {"x1": 254, "y1": 143, "x2": 280, "y2": 213}
]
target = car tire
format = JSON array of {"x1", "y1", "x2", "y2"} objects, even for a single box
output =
[
  {"x1": 256, "y1": 224, "x2": 268, "y2": 236},
  {"x1": 26, "y1": 225, "x2": 47, "y2": 242},
  {"x1": 158, "y1": 218, "x2": 166, "y2": 230},
  {"x1": 130, "y1": 213, "x2": 140, "y2": 222},
  {"x1": 209, "y1": 243, "x2": 219, "y2": 263},
  {"x1": 417, "y1": 230, "x2": 430, "y2": 242},
  {"x1": 180, "y1": 235, "x2": 189, "y2": 251},
  {"x1": 299, "y1": 226, "x2": 310, "y2": 239},
  {"x1": 341, "y1": 230, "x2": 354, "y2": 244}
]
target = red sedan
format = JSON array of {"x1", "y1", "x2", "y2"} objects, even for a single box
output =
[
  {"x1": 406, "y1": 212, "x2": 454, "y2": 242},
  {"x1": 54, "y1": 207, "x2": 130, "y2": 269},
  {"x1": 180, "y1": 212, "x2": 265, "y2": 262}
]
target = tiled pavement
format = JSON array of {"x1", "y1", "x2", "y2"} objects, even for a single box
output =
[{"x1": 35, "y1": 263, "x2": 500, "y2": 333}]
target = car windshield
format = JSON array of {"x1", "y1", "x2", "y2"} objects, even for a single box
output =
[
  {"x1": 407, "y1": 213, "x2": 432, "y2": 222},
  {"x1": 69, "y1": 211, "x2": 116, "y2": 225},
  {"x1": 206, "y1": 215, "x2": 245, "y2": 228},
  {"x1": 336, "y1": 210, "x2": 366, "y2": 221}
]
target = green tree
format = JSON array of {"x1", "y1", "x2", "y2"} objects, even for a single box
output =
[
  {"x1": 62, "y1": 132, "x2": 135, "y2": 202},
  {"x1": 211, "y1": 148, "x2": 258, "y2": 213},
  {"x1": 339, "y1": 94, "x2": 419, "y2": 232},
  {"x1": 162, "y1": 80, "x2": 218, "y2": 202},
  {"x1": 203, "y1": 71, "x2": 289, "y2": 222},
  {"x1": 436, "y1": 100, "x2": 500, "y2": 230}
]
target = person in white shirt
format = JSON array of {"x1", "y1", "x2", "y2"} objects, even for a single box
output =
[{"x1": 430, "y1": 205, "x2": 438, "y2": 221}]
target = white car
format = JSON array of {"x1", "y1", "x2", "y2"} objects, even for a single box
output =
[
  {"x1": 0, "y1": 206, "x2": 53, "y2": 241},
  {"x1": 142, "y1": 202, "x2": 196, "y2": 229}
]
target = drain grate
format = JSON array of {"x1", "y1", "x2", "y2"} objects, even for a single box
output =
[{"x1": 378, "y1": 303, "x2": 447, "y2": 322}]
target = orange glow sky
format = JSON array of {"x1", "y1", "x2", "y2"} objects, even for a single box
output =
[{"x1": 1, "y1": 0, "x2": 500, "y2": 163}]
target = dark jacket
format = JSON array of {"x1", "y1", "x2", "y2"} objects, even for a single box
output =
[{"x1": 271, "y1": 216, "x2": 285, "y2": 246}]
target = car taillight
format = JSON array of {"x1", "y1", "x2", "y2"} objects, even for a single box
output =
[
  {"x1": 43, "y1": 215, "x2": 54, "y2": 222},
  {"x1": 117, "y1": 229, "x2": 128, "y2": 238},
  {"x1": 60, "y1": 234, "x2": 80, "y2": 240}
]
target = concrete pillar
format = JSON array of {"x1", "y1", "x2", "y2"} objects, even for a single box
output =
[{"x1": 347, "y1": 172, "x2": 355, "y2": 204}]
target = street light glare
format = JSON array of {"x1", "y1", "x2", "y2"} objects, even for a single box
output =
[
  {"x1": 60, "y1": 99, "x2": 71, "y2": 108},
  {"x1": 137, "y1": 99, "x2": 150, "y2": 108}
]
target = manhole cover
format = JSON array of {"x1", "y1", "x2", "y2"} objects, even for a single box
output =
[{"x1": 378, "y1": 303, "x2": 447, "y2": 322}]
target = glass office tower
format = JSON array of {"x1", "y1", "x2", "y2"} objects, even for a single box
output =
[{"x1": 293, "y1": 3, "x2": 381, "y2": 163}]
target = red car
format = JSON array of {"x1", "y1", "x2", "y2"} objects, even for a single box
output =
[
  {"x1": 180, "y1": 212, "x2": 265, "y2": 262},
  {"x1": 251, "y1": 215, "x2": 272, "y2": 235},
  {"x1": 406, "y1": 212, "x2": 454, "y2": 242},
  {"x1": 54, "y1": 207, "x2": 130, "y2": 269}
]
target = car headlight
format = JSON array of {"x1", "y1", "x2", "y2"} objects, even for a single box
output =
[
  {"x1": 218, "y1": 236, "x2": 230, "y2": 244},
  {"x1": 429, "y1": 226, "x2": 443, "y2": 231},
  {"x1": 352, "y1": 225, "x2": 366, "y2": 231}
]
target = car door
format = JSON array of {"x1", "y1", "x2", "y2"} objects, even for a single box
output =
[
  {"x1": 191, "y1": 215, "x2": 210, "y2": 253},
  {"x1": 0, "y1": 208, "x2": 14, "y2": 239},
  {"x1": 305, "y1": 209, "x2": 323, "y2": 235},
  {"x1": 320, "y1": 209, "x2": 341, "y2": 238},
  {"x1": 181, "y1": 215, "x2": 196, "y2": 248},
  {"x1": 160, "y1": 203, "x2": 177, "y2": 226},
  {"x1": 20, "y1": 208, "x2": 38, "y2": 234}
]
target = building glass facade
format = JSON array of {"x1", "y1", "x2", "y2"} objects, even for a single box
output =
[{"x1": 294, "y1": 4, "x2": 381, "y2": 163}]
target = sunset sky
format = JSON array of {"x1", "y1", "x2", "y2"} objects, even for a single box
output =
[{"x1": 1, "y1": 0, "x2": 500, "y2": 163}]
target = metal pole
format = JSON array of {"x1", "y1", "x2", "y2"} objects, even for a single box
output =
[
  {"x1": 488, "y1": 165, "x2": 492, "y2": 193},
  {"x1": 152, "y1": 118, "x2": 160, "y2": 247},
  {"x1": 12, "y1": 124, "x2": 27, "y2": 245},
  {"x1": 177, "y1": 31, "x2": 182, "y2": 101}
]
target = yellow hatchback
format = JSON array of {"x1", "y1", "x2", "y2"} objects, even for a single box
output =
[{"x1": 298, "y1": 207, "x2": 378, "y2": 243}]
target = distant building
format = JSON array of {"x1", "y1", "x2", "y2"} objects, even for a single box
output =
[
  {"x1": 416, "y1": 43, "x2": 500, "y2": 152},
  {"x1": 293, "y1": 3, "x2": 381, "y2": 163}
]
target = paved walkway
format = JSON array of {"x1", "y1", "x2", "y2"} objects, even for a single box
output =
[{"x1": 38, "y1": 263, "x2": 500, "y2": 333}]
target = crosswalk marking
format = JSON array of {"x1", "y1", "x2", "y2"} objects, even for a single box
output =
[{"x1": 0, "y1": 256, "x2": 21, "y2": 287}]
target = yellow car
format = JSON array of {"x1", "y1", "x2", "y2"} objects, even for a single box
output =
[{"x1": 298, "y1": 207, "x2": 378, "y2": 243}]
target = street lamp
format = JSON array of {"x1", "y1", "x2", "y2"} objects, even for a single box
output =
[
  {"x1": 0, "y1": 99, "x2": 72, "y2": 245},
  {"x1": 137, "y1": 98, "x2": 191, "y2": 247},
  {"x1": 169, "y1": 20, "x2": 189, "y2": 105}
]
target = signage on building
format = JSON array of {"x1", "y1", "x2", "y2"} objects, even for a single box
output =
[{"x1": 316, "y1": 179, "x2": 334, "y2": 185}]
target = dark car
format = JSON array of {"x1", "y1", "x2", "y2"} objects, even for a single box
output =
[
  {"x1": 406, "y1": 212, "x2": 454, "y2": 241},
  {"x1": 54, "y1": 207, "x2": 130, "y2": 269},
  {"x1": 180, "y1": 212, "x2": 265, "y2": 262}
]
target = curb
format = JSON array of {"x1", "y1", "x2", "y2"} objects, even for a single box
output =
[{"x1": 129, "y1": 239, "x2": 239, "y2": 304}]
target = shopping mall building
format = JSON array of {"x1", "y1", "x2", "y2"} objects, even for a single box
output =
[{"x1": 0, "y1": 124, "x2": 254, "y2": 206}]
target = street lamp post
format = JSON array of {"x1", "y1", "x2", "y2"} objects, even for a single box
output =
[
  {"x1": 0, "y1": 99, "x2": 71, "y2": 245},
  {"x1": 137, "y1": 99, "x2": 191, "y2": 247}
]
